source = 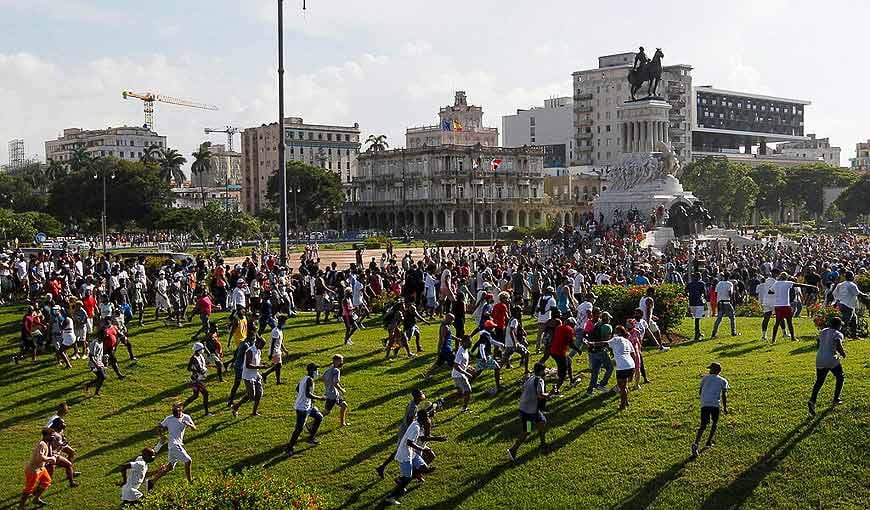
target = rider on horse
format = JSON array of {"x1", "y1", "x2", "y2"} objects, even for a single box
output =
[{"x1": 633, "y1": 47, "x2": 649, "y2": 72}]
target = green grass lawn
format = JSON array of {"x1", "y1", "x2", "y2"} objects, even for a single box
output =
[{"x1": 1, "y1": 308, "x2": 868, "y2": 509}]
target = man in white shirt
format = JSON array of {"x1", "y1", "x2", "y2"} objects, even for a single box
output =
[
  {"x1": 231, "y1": 336, "x2": 268, "y2": 417},
  {"x1": 451, "y1": 336, "x2": 474, "y2": 413},
  {"x1": 114, "y1": 447, "x2": 155, "y2": 505},
  {"x1": 770, "y1": 272, "x2": 816, "y2": 343},
  {"x1": 711, "y1": 274, "x2": 739, "y2": 338},
  {"x1": 149, "y1": 403, "x2": 197, "y2": 489},
  {"x1": 385, "y1": 409, "x2": 436, "y2": 506},
  {"x1": 571, "y1": 270, "x2": 585, "y2": 301},
  {"x1": 832, "y1": 271, "x2": 868, "y2": 337},
  {"x1": 756, "y1": 276, "x2": 776, "y2": 341}
]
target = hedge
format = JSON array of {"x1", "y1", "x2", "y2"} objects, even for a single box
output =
[
  {"x1": 140, "y1": 469, "x2": 327, "y2": 510},
  {"x1": 591, "y1": 284, "x2": 686, "y2": 332}
]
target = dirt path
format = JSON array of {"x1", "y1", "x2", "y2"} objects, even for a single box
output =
[{"x1": 225, "y1": 247, "x2": 427, "y2": 268}]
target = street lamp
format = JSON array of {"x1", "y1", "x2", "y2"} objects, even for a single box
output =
[
  {"x1": 292, "y1": 183, "x2": 302, "y2": 242},
  {"x1": 93, "y1": 170, "x2": 115, "y2": 253}
]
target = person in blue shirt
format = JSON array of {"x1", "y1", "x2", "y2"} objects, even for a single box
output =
[
  {"x1": 634, "y1": 269, "x2": 650, "y2": 286},
  {"x1": 685, "y1": 272, "x2": 707, "y2": 341}
]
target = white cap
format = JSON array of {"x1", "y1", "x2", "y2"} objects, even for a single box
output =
[{"x1": 192, "y1": 342, "x2": 204, "y2": 352}]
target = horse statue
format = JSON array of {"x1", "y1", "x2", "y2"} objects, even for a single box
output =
[{"x1": 627, "y1": 48, "x2": 664, "y2": 100}]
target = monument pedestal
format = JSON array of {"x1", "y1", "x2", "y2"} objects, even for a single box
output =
[{"x1": 594, "y1": 175, "x2": 697, "y2": 227}]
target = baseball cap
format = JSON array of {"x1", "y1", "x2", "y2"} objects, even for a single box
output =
[{"x1": 192, "y1": 342, "x2": 205, "y2": 352}]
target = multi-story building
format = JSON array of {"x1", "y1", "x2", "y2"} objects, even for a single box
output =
[
  {"x1": 192, "y1": 143, "x2": 242, "y2": 189},
  {"x1": 502, "y1": 97, "x2": 574, "y2": 168},
  {"x1": 345, "y1": 93, "x2": 549, "y2": 233},
  {"x1": 171, "y1": 186, "x2": 241, "y2": 212},
  {"x1": 406, "y1": 91, "x2": 498, "y2": 148},
  {"x1": 851, "y1": 140, "x2": 870, "y2": 172},
  {"x1": 774, "y1": 134, "x2": 841, "y2": 167},
  {"x1": 571, "y1": 52, "x2": 693, "y2": 167},
  {"x1": 241, "y1": 117, "x2": 360, "y2": 214},
  {"x1": 45, "y1": 126, "x2": 166, "y2": 165}
]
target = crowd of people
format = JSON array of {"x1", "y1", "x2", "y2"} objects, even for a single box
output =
[{"x1": 8, "y1": 223, "x2": 870, "y2": 507}]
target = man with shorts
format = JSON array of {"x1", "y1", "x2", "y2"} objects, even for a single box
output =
[
  {"x1": 507, "y1": 362, "x2": 550, "y2": 461},
  {"x1": 322, "y1": 354, "x2": 349, "y2": 427},
  {"x1": 757, "y1": 276, "x2": 776, "y2": 341},
  {"x1": 114, "y1": 447, "x2": 156, "y2": 506},
  {"x1": 692, "y1": 362, "x2": 729, "y2": 458},
  {"x1": 19, "y1": 428, "x2": 58, "y2": 510},
  {"x1": 424, "y1": 314, "x2": 455, "y2": 379},
  {"x1": 770, "y1": 273, "x2": 815, "y2": 343},
  {"x1": 384, "y1": 409, "x2": 436, "y2": 506},
  {"x1": 451, "y1": 335, "x2": 474, "y2": 413},
  {"x1": 286, "y1": 363, "x2": 325, "y2": 456},
  {"x1": 639, "y1": 287, "x2": 670, "y2": 350},
  {"x1": 149, "y1": 402, "x2": 197, "y2": 488},
  {"x1": 262, "y1": 315, "x2": 289, "y2": 384},
  {"x1": 231, "y1": 335, "x2": 268, "y2": 417},
  {"x1": 376, "y1": 388, "x2": 428, "y2": 479},
  {"x1": 685, "y1": 273, "x2": 707, "y2": 341}
]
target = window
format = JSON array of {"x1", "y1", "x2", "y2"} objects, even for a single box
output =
[
  {"x1": 530, "y1": 137, "x2": 535, "y2": 143},
  {"x1": 346, "y1": 162, "x2": 350, "y2": 170},
  {"x1": 308, "y1": 132, "x2": 313, "y2": 140},
  {"x1": 345, "y1": 134, "x2": 350, "y2": 141},
  {"x1": 606, "y1": 125, "x2": 611, "y2": 132},
  {"x1": 530, "y1": 127, "x2": 536, "y2": 137},
  {"x1": 318, "y1": 133, "x2": 323, "y2": 140},
  {"x1": 530, "y1": 117, "x2": 536, "y2": 126},
  {"x1": 288, "y1": 131, "x2": 294, "y2": 139},
  {"x1": 327, "y1": 133, "x2": 333, "y2": 141}
]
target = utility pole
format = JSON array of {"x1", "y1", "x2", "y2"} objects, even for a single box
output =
[{"x1": 277, "y1": 0, "x2": 289, "y2": 265}]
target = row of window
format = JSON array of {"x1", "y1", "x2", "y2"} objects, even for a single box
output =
[
  {"x1": 697, "y1": 96, "x2": 802, "y2": 116},
  {"x1": 283, "y1": 131, "x2": 357, "y2": 142}
]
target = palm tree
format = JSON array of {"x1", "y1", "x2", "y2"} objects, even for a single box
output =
[
  {"x1": 22, "y1": 165, "x2": 47, "y2": 191},
  {"x1": 44, "y1": 160, "x2": 67, "y2": 182},
  {"x1": 365, "y1": 134, "x2": 389, "y2": 152},
  {"x1": 190, "y1": 142, "x2": 214, "y2": 208},
  {"x1": 159, "y1": 148, "x2": 187, "y2": 187},
  {"x1": 69, "y1": 147, "x2": 93, "y2": 172},
  {"x1": 140, "y1": 144, "x2": 162, "y2": 165}
]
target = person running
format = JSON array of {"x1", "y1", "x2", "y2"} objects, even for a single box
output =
[
  {"x1": 808, "y1": 317, "x2": 846, "y2": 416},
  {"x1": 451, "y1": 335, "x2": 475, "y2": 413},
  {"x1": 340, "y1": 288, "x2": 359, "y2": 346},
  {"x1": 202, "y1": 321, "x2": 224, "y2": 382},
  {"x1": 832, "y1": 271, "x2": 868, "y2": 338},
  {"x1": 685, "y1": 272, "x2": 707, "y2": 341},
  {"x1": 471, "y1": 320, "x2": 503, "y2": 395},
  {"x1": 547, "y1": 316, "x2": 577, "y2": 394},
  {"x1": 376, "y1": 388, "x2": 428, "y2": 479},
  {"x1": 403, "y1": 303, "x2": 430, "y2": 353},
  {"x1": 711, "y1": 274, "x2": 739, "y2": 338},
  {"x1": 692, "y1": 362, "x2": 729, "y2": 458},
  {"x1": 322, "y1": 354, "x2": 349, "y2": 427},
  {"x1": 114, "y1": 447, "x2": 156, "y2": 506},
  {"x1": 757, "y1": 275, "x2": 777, "y2": 341},
  {"x1": 384, "y1": 409, "x2": 436, "y2": 506},
  {"x1": 507, "y1": 362, "x2": 550, "y2": 461},
  {"x1": 19, "y1": 428, "x2": 58, "y2": 510},
  {"x1": 262, "y1": 315, "x2": 289, "y2": 385},
  {"x1": 183, "y1": 343, "x2": 212, "y2": 416},
  {"x1": 770, "y1": 273, "x2": 815, "y2": 343},
  {"x1": 502, "y1": 305, "x2": 530, "y2": 378},
  {"x1": 585, "y1": 310, "x2": 614, "y2": 395},
  {"x1": 231, "y1": 335, "x2": 268, "y2": 417},
  {"x1": 226, "y1": 333, "x2": 253, "y2": 408},
  {"x1": 586, "y1": 325, "x2": 635, "y2": 410},
  {"x1": 226, "y1": 305, "x2": 248, "y2": 352},
  {"x1": 286, "y1": 363, "x2": 325, "y2": 456},
  {"x1": 149, "y1": 402, "x2": 197, "y2": 488},
  {"x1": 424, "y1": 313, "x2": 455, "y2": 379},
  {"x1": 84, "y1": 329, "x2": 106, "y2": 396}
]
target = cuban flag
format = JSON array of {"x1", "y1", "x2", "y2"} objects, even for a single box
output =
[
  {"x1": 441, "y1": 119, "x2": 452, "y2": 131},
  {"x1": 490, "y1": 158, "x2": 503, "y2": 171}
]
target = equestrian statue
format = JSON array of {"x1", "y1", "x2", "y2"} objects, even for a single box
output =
[{"x1": 627, "y1": 46, "x2": 664, "y2": 101}]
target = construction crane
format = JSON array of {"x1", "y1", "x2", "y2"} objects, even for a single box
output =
[
  {"x1": 122, "y1": 90, "x2": 218, "y2": 131},
  {"x1": 204, "y1": 126, "x2": 241, "y2": 152}
]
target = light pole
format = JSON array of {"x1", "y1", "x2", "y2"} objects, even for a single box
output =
[
  {"x1": 93, "y1": 169, "x2": 115, "y2": 253},
  {"x1": 292, "y1": 183, "x2": 302, "y2": 243}
]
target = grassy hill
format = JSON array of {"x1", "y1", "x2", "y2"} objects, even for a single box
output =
[{"x1": 0, "y1": 308, "x2": 868, "y2": 509}]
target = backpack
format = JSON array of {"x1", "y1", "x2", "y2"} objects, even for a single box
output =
[{"x1": 382, "y1": 301, "x2": 399, "y2": 330}]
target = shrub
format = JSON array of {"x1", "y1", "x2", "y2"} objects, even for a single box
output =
[
  {"x1": 856, "y1": 273, "x2": 870, "y2": 294},
  {"x1": 735, "y1": 297, "x2": 763, "y2": 317},
  {"x1": 364, "y1": 235, "x2": 389, "y2": 249},
  {"x1": 369, "y1": 290, "x2": 398, "y2": 313},
  {"x1": 810, "y1": 303, "x2": 841, "y2": 331},
  {"x1": 140, "y1": 469, "x2": 328, "y2": 510},
  {"x1": 591, "y1": 284, "x2": 686, "y2": 332}
]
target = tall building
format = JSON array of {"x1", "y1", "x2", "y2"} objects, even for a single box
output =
[
  {"x1": 192, "y1": 143, "x2": 242, "y2": 189},
  {"x1": 406, "y1": 91, "x2": 498, "y2": 148},
  {"x1": 851, "y1": 140, "x2": 870, "y2": 172},
  {"x1": 775, "y1": 134, "x2": 841, "y2": 167},
  {"x1": 345, "y1": 93, "x2": 549, "y2": 233},
  {"x1": 502, "y1": 97, "x2": 574, "y2": 168},
  {"x1": 571, "y1": 52, "x2": 693, "y2": 167},
  {"x1": 241, "y1": 117, "x2": 360, "y2": 214},
  {"x1": 45, "y1": 126, "x2": 166, "y2": 165}
]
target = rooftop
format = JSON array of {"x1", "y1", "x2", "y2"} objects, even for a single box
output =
[{"x1": 695, "y1": 86, "x2": 811, "y2": 105}]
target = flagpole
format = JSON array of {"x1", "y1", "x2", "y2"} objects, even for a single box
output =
[{"x1": 490, "y1": 181, "x2": 494, "y2": 246}]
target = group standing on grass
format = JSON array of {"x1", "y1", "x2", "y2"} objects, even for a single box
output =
[{"x1": 8, "y1": 225, "x2": 868, "y2": 507}]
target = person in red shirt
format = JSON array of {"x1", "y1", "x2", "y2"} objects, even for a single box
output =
[
  {"x1": 101, "y1": 319, "x2": 125, "y2": 379},
  {"x1": 189, "y1": 292, "x2": 213, "y2": 342},
  {"x1": 81, "y1": 291, "x2": 97, "y2": 337},
  {"x1": 15, "y1": 307, "x2": 43, "y2": 363},
  {"x1": 548, "y1": 317, "x2": 578, "y2": 394},
  {"x1": 491, "y1": 292, "x2": 510, "y2": 343}
]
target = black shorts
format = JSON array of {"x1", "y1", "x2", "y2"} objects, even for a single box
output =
[
  {"x1": 325, "y1": 397, "x2": 345, "y2": 412},
  {"x1": 553, "y1": 355, "x2": 569, "y2": 379},
  {"x1": 616, "y1": 368, "x2": 635, "y2": 380},
  {"x1": 519, "y1": 410, "x2": 546, "y2": 433},
  {"x1": 435, "y1": 350, "x2": 454, "y2": 368},
  {"x1": 700, "y1": 406, "x2": 720, "y2": 425}
]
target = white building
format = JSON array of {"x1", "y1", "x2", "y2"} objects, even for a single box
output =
[
  {"x1": 45, "y1": 126, "x2": 166, "y2": 165},
  {"x1": 192, "y1": 143, "x2": 242, "y2": 189},
  {"x1": 775, "y1": 134, "x2": 841, "y2": 167},
  {"x1": 241, "y1": 117, "x2": 360, "y2": 214},
  {"x1": 502, "y1": 97, "x2": 574, "y2": 168},
  {"x1": 171, "y1": 186, "x2": 241, "y2": 212},
  {"x1": 572, "y1": 52, "x2": 693, "y2": 167}
]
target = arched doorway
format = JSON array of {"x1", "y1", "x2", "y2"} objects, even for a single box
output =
[
  {"x1": 455, "y1": 210, "x2": 469, "y2": 232},
  {"x1": 496, "y1": 210, "x2": 504, "y2": 227},
  {"x1": 564, "y1": 212, "x2": 571, "y2": 226},
  {"x1": 506, "y1": 210, "x2": 515, "y2": 226},
  {"x1": 518, "y1": 210, "x2": 527, "y2": 227},
  {"x1": 533, "y1": 211, "x2": 542, "y2": 226},
  {"x1": 436, "y1": 210, "x2": 446, "y2": 229},
  {"x1": 416, "y1": 211, "x2": 425, "y2": 231},
  {"x1": 427, "y1": 211, "x2": 435, "y2": 232}
]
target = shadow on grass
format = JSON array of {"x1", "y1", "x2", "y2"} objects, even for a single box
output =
[
  {"x1": 712, "y1": 343, "x2": 767, "y2": 358},
  {"x1": 331, "y1": 434, "x2": 396, "y2": 474},
  {"x1": 609, "y1": 457, "x2": 690, "y2": 510},
  {"x1": 99, "y1": 381, "x2": 189, "y2": 419},
  {"x1": 76, "y1": 427, "x2": 157, "y2": 461},
  {"x1": 699, "y1": 409, "x2": 831, "y2": 510},
  {"x1": 789, "y1": 343, "x2": 817, "y2": 355}
]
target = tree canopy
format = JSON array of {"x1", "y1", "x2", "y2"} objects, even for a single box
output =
[
  {"x1": 680, "y1": 157, "x2": 759, "y2": 225},
  {"x1": 266, "y1": 161, "x2": 345, "y2": 228},
  {"x1": 834, "y1": 174, "x2": 870, "y2": 222}
]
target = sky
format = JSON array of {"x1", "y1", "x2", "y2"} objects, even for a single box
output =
[{"x1": 0, "y1": 0, "x2": 866, "y2": 169}]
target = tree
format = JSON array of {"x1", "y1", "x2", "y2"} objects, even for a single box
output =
[
  {"x1": 159, "y1": 148, "x2": 187, "y2": 187},
  {"x1": 140, "y1": 144, "x2": 162, "y2": 165},
  {"x1": 265, "y1": 161, "x2": 345, "y2": 228},
  {"x1": 784, "y1": 163, "x2": 857, "y2": 218},
  {"x1": 0, "y1": 208, "x2": 37, "y2": 243},
  {"x1": 44, "y1": 160, "x2": 67, "y2": 182},
  {"x1": 0, "y1": 174, "x2": 47, "y2": 212},
  {"x1": 681, "y1": 157, "x2": 759, "y2": 226},
  {"x1": 19, "y1": 211, "x2": 64, "y2": 237},
  {"x1": 749, "y1": 163, "x2": 787, "y2": 221},
  {"x1": 49, "y1": 158, "x2": 172, "y2": 230},
  {"x1": 834, "y1": 174, "x2": 870, "y2": 222},
  {"x1": 190, "y1": 142, "x2": 214, "y2": 207},
  {"x1": 69, "y1": 147, "x2": 93, "y2": 172},
  {"x1": 364, "y1": 134, "x2": 389, "y2": 152}
]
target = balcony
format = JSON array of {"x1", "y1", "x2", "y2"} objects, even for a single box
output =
[
  {"x1": 577, "y1": 132, "x2": 593, "y2": 140},
  {"x1": 578, "y1": 145, "x2": 593, "y2": 152},
  {"x1": 575, "y1": 93, "x2": 593, "y2": 101},
  {"x1": 575, "y1": 105, "x2": 593, "y2": 113}
]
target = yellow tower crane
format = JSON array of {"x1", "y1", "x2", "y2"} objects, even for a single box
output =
[{"x1": 122, "y1": 91, "x2": 218, "y2": 131}]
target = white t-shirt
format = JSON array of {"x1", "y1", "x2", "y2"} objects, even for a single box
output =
[
  {"x1": 394, "y1": 421, "x2": 421, "y2": 462},
  {"x1": 572, "y1": 273, "x2": 585, "y2": 294},
  {"x1": 121, "y1": 456, "x2": 148, "y2": 502},
  {"x1": 270, "y1": 327, "x2": 283, "y2": 356},
  {"x1": 161, "y1": 414, "x2": 194, "y2": 447},
  {"x1": 241, "y1": 344, "x2": 261, "y2": 381},
  {"x1": 639, "y1": 296, "x2": 654, "y2": 321},
  {"x1": 505, "y1": 317, "x2": 519, "y2": 348},
  {"x1": 772, "y1": 280, "x2": 794, "y2": 307},
  {"x1": 451, "y1": 346, "x2": 469, "y2": 378},
  {"x1": 595, "y1": 272, "x2": 611, "y2": 285},
  {"x1": 833, "y1": 281, "x2": 861, "y2": 309},
  {"x1": 424, "y1": 273, "x2": 437, "y2": 299},
  {"x1": 715, "y1": 280, "x2": 734, "y2": 303},
  {"x1": 700, "y1": 374, "x2": 730, "y2": 408},
  {"x1": 536, "y1": 295, "x2": 556, "y2": 323},
  {"x1": 576, "y1": 301, "x2": 593, "y2": 326},
  {"x1": 294, "y1": 375, "x2": 313, "y2": 411},
  {"x1": 607, "y1": 336, "x2": 636, "y2": 371}
]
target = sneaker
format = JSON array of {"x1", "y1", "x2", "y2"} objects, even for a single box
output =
[
  {"x1": 660, "y1": 346, "x2": 671, "y2": 352},
  {"x1": 832, "y1": 399, "x2": 844, "y2": 406},
  {"x1": 807, "y1": 399, "x2": 816, "y2": 416},
  {"x1": 34, "y1": 498, "x2": 49, "y2": 507},
  {"x1": 507, "y1": 448, "x2": 516, "y2": 462},
  {"x1": 385, "y1": 497, "x2": 401, "y2": 506},
  {"x1": 691, "y1": 443, "x2": 699, "y2": 458},
  {"x1": 305, "y1": 437, "x2": 320, "y2": 445},
  {"x1": 345, "y1": 340, "x2": 354, "y2": 346}
]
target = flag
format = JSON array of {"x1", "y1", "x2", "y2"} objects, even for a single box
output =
[
  {"x1": 490, "y1": 158, "x2": 503, "y2": 171},
  {"x1": 441, "y1": 119, "x2": 451, "y2": 131},
  {"x1": 472, "y1": 157, "x2": 481, "y2": 169},
  {"x1": 452, "y1": 120, "x2": 463, "y2": 131}
]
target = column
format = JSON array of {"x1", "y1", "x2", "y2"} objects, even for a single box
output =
[
  {"x1": 654, "y1": 121, "x2": 660, "y2": 147},
  {"x1": 622, "y1": 123, "x2": 627, "y2": 152},
  {"x1": 631, "y1": 122, "x2": 638, "y2": 153},
  {"x1": 446, "y1": 209, "x2": 454, "y2": 233},
  {"x1": 642, "y1": 121, "x2": 648, "y2": 152}
]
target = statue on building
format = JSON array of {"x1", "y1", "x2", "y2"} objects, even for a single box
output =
[
  {"x1": 605, "y1": 141, "x2": 681, "y2": 192},
  {"x1": 627, "y1": 47, "x2": 664, "y2": 100}
]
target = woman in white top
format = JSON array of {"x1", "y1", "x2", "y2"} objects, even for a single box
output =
[
  {"x1": 58, "y1": 314, "x2": 75, "y2": 369},
  {"x1": 586, "y1": 325, "x2": 635, "y2": 410}
]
